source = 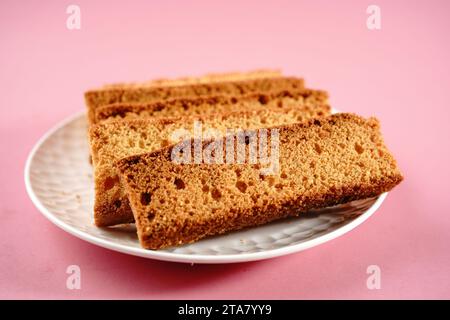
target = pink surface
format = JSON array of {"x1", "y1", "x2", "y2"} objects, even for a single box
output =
[{"x1": 1, "y1": 0, "x2": 449, "y2": 299}]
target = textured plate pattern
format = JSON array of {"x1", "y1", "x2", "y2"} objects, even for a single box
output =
[{"x1": 25, "y1": 112, "x2": 387, "y2": 263}]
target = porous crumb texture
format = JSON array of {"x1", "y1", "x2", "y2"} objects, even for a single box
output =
[
  {"x1": 116, "y1": 113, "x2": 403, "y2": 250},
  {"x1": 102, "y1": 69, "x2": 282, "y2": 89},
  {"x1": 90, "y1": 106, "x2": 330, "y2": 226},
  {"x1": 85, "y1": 77, "x2": 306, "y2": 124},
  {"x1": 95, "y1": 89, "x2": 327, "y2": 124}
]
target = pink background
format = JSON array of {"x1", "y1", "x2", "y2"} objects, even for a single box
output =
[{"x1": 1, "y1": 0, "x2": 449, "y2": 299}]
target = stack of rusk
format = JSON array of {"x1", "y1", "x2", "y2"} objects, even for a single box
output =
[{"x1": 86, "y1": 70, "x2": 403, "y2": 250}]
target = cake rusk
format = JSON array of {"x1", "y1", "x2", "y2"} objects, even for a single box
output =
[
  {"x1": 85, "y1": 77, "x2": 305, "y2": 125},
  {"x1": 90, "y1": 106, "x2": 330, "y2": 227},
  {"x1": 102, "y1": 69, "x2": 282, "y2": 89},
  {"x1": 115, "y1": 113, "x2": 403, "y2": 250},
  {"x1": 94, "y1": 89, "x2": 328, "y2": 124}
]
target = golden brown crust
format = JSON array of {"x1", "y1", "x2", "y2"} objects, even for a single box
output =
[
  {"x1": 85, "y1": 77, "x2": 306, "y2": 125},
  {"x1": 94, "y1": 89, "x2": 328, "y2": 124},
  {"x1": 116, "y1": 113, "x2": 403, "y2": 249},
  {"x1": 102, "y1": 69, "x2": 282, "y2": 89}
]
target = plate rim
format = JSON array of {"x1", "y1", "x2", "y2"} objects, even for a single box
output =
[{"x1": 24, "y1": 111, "x2": 388, "y2": 264}]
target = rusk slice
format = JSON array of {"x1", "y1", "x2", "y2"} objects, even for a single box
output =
[
  {"x1": 102, "y1": 69, "x2": 282, "y2": 89},
  {"x1": 85, "y1": 77, "x2": 305, "y2": 125},
  {"x1": 95, "y1": 89, "x2": 327, "y2": 124},
  {"x1": 116, "y1": 113, "x2": 403, "y2": 250},
  {"x1": 90, "y1": 106, "x2": 330, "y2": 226}
]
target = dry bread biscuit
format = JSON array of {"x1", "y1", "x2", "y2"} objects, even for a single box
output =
[
  {"x1": 94, "y1": 89, "x2": 328, "y2": 124},
  {"x1": 116, "y1": 113, "x2": 403, "y2": 249},
  {"x1": 102, "y1": 69, "x2": 282, "y2": 89},
  {"x1": 89, "y1": 106, "x2": 330, "y2": 226},
  {"x1": 85, "y1": 77, "x2": 305, "y2": 125}
]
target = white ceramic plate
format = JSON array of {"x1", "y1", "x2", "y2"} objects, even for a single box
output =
[{"x1": 25, "y1": 111, "x2": 387, "y2": 264}]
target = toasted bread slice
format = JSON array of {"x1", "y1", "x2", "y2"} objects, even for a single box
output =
[
  {"x1": 90, "y1": 106, "x2": 330, "y2": 226},
  {"x1": 116, "y1": 113, "x2": 403, "y2": 249},
  {"x1": 85, "y1": 77, "x2": 305, "y2": 125},
  {"x1": 95, "y1": 89, "x2": 327, "y2": 124},
  {"x1": 102, "y1": 69, "x2": 282, "y2": 89}
]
